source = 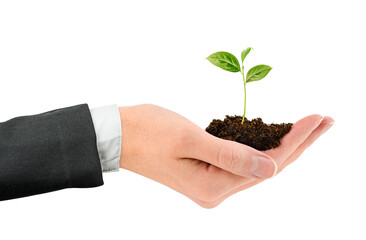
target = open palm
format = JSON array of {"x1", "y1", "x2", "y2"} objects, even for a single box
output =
[{"x1": 118, "y1": 104, "x2": 334, "y2": 208}]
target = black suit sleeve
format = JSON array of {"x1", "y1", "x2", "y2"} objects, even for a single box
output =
[{"x1": 0, "y1": 103, "x2": 104, "y2": 201}]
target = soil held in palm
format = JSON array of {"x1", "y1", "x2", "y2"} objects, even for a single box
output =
[{"x1": 206, "y1": 116, "x2": 293, "y2": 151}]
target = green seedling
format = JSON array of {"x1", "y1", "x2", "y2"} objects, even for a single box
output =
[{"x1": 206, "y1": 47, "x2": 272, "y2": 124}]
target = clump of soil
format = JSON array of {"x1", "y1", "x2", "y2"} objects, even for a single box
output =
[{"x1": 206, "y1": 116, "x2": 293, "y2": 151}]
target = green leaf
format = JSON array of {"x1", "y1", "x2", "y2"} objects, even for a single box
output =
[
  {"x1": 206, "y1": 51, "x2": 241, "y2": 72},
  {"x1": 241, "y1": 47, "x2": 253, "y2": 64},
  {"x1": 246, "y1": 64, "x2": 272, "y2": 83}
]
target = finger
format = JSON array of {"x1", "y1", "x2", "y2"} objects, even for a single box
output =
[
  {"x1": 170, "y1": 157, "x2": 254, "y2": 203},
  {"x1": 264, "y1": 114, "x2": 324, "y2": 166},
  {"x1": 187, "y1": 177, "x2": 261, "y2": 208},
  {"x1": 182, "y1": 130, "x2": 277, "y2": 179},
  {"x1": 278, "y1": 116, "x2": 334, "y2": 173}
]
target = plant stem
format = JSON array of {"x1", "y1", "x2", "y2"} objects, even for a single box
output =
[{"x1": 241, "y1": 68, "x2": 246, "y2": 124}]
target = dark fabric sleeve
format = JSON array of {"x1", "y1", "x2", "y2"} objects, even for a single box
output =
[{"x1": 0, "y1": 103, "x2": 104, "y2": 201}]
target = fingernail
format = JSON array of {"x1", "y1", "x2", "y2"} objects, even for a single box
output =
[
  {"x1": 321, "y1": 121, "x2": 335, "y2": 135},
  {"x1": 315, "y1": 117, "x2": 324, "y2": 128},
  {"x1": 250, "y1": 156, "x2": 277, "y2": 179}
]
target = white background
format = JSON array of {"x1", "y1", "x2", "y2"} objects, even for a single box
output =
[{"x1": 0, "y1": 0, "x2": 365, "y2": 239}]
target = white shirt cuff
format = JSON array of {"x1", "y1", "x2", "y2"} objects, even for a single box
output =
[{"x1": 89, "y1": 104, "x2": 122, "y2": 172}]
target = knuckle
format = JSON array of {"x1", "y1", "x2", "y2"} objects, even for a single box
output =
[
  {"x1": 174, "y1": 126, "x2": 200, "y2": 156},
  {"x1": 196, "y1": 201, "x2": 219, "y2": 209},
  {"x1": 198, "y1": 190, "x2": 218, "y2": 203},
  {"x1": 179, "y1": 127, "x2": 194, "y2": 146},
  {"x1": 218, "y1": 146, "x2": 242, "y2": 171},
  {"x1": 195, "y1": 182, "x2": 220, "y2": 203},
  {"x1": 174, "y1": 127, "x2": 193, "y2": 152}
]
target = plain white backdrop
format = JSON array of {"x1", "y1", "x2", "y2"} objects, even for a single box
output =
[{"x1": 0, "y1": 0, "x2": 365, "y2": 239}]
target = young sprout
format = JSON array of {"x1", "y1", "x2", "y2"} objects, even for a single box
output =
[{"x1": 206, "y1": 47, "x2": 272, "y2": 124}]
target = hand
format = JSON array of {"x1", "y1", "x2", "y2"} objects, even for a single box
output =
[{"x1": 118, "y1": 104, "x2": 334, "y2": 208}]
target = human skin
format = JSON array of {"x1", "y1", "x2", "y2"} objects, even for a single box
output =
[{"x1": 118, "y1": 104, "x2": 334, "y2": 208}]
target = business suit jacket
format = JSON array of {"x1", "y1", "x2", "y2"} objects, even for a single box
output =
[{"x1": 0, "y1": 104, "x2": 104, "y2": 201}]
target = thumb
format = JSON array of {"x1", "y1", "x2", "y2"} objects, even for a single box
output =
[{"x1": 185, "y1": 131, "x2": 277, "y2": 179}]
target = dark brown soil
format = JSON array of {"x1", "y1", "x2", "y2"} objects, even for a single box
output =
[{"x1": 206, "y1": 116, "x2": 293, "y2": 151}]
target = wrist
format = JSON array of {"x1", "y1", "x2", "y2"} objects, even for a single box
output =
[{"x1": 118, "y1": 106, "x2": 132, "y2": 169}]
